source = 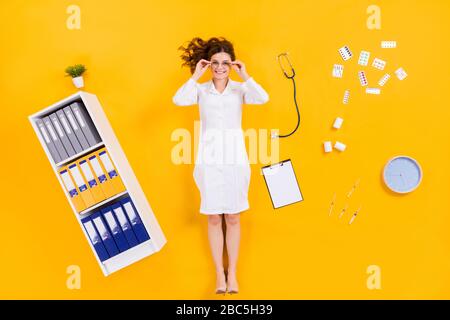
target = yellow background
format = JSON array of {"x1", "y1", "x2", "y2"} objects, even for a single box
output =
[{"x1": 1, "y1": 0, "x2": 450, "y2": 299}]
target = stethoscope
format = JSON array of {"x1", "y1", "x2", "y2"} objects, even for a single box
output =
[{"x1": 273, "y1": 52, "x2": 301, "y2": 139}]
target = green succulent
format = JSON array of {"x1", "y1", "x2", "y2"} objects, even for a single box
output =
[{"x1": 65, "y1": 64, "x2": 87, "y2": 78}]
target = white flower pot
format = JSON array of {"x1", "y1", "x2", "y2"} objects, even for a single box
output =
[{"x1": 72, "y1": 76, "x2": 84, "y2": 88}]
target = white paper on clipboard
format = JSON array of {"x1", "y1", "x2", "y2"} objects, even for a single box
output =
[{"x1": 261, "y1": 159, "x2": 303, "y2": 209}]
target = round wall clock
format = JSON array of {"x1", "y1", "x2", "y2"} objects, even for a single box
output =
[{"x1": 383, "y1": 156, "x2": 423, "y2": 194}]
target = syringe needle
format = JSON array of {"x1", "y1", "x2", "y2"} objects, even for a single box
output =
[
  {"x1": 349, "y1": 205, "x2": 362, "y2": 225},
  {"x1": 328, "y1": 193, "x2": 336, "y2": 216},
  {"x1": 347, "y1": 178, "x2": 361, "y2": 198},
  {"x1": 339, "y1": 204, "x2": 349, "y2": 219}
]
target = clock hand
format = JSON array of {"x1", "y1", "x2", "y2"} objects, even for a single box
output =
[{"x1": 399, "y1": 173, "x2": 407, "y2": 188}]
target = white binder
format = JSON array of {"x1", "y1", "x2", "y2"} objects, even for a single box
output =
[{"x1": 261, "y1": 159, "x2": 303, "y2": 209}]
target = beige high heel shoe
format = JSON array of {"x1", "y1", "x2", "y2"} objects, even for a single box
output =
[
  {"x1": 226, "y1": 276, "x2": 239, "y2": 294},
  {"x1": 215, "y1": 272, "x2": 227, "y2": 295},
  {"x1": 215, "y1": 287, "x2": 227, "y2": 295},
  {"x1": 227, "y1": 285, "x2": 239, "y2": 294}
]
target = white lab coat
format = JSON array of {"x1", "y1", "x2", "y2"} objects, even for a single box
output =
[{"x1": 173, "y1": 77, "x2": 269, "y2": 214}]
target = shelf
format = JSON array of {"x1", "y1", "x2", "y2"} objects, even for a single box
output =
[
  {"x1": 55, "y1": 142, "x2": 105, "y2": 167},
  {"x1": 29, "y1": 91, "x2": 166, "y2": 276},
  {"x1": 78, "y1": 190, "x2": 129, "y2": 216},
  {"x1": 103, "y1": 240, "x2": 158, "y2": 275}
]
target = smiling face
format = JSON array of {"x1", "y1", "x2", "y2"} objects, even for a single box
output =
[{"x1": 210, "y1": 52, "x2": 232, "y2": 80}]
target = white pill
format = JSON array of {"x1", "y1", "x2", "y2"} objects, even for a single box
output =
[
  {"x1": 334, "y1": 141, "x2": 347, "y2": 152},
  {"x1": 333, "y1": 117, "x2": 344, "y2": 129},
  {"x1": 366, "y1": 87, "x2": 381, "y2": 95},
  {"x1": 324, "y1": 141, "x2": 332, "y2": 153}
]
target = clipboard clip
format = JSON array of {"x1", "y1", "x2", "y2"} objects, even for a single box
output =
[{"x1": 269, "y1": 162, "x2": 284, "y2": 169}]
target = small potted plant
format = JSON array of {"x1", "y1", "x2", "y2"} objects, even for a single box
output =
[{"x1": 65, "y1": 64, "x2": 87, "y2": 88}]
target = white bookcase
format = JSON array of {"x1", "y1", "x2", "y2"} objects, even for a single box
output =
[{"x1": 29, "y1": 91, "x2": 166, "y2": 276}]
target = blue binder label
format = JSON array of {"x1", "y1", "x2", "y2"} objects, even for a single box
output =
[
  {"x1": 69, "y1": 189, "x2": 78, "y2": 197},
  {"x1": 79, "y1": 160, "x2": 99, "y2": 190},
  {"x1": 88, "y1": 179, "x2": 97, "y2": 188},
  {"x1": 99, "y1": 151, "x2": 119, "y2": 180},
  {"x1": 89, "y1": 156, "x2": 108, "y2": 184},
  {"x1": 108, "y1": 170, "x2": 118, "y2": 179},
  {"x1": 60, "y1": 169, "x2": 79, "y2": 199},
  {"x1": 69, "y1": 164, "x2": 89, "y2": 193}
]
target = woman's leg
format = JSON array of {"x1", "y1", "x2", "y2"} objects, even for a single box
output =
[
  {"x1": 224, "y1": 213, "x2": 240, "y2": 292},
  {"x1": 208, "y1": 214, "x2": 226, "y2": 291}
]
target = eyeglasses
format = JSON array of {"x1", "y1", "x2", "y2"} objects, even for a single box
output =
[{"x1": 211, "y1": 61, "x2": 232, "y2": 69}]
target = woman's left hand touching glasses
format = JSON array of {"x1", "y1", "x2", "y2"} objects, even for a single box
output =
[{"x1": 232, "y1": 60, "x2": 250, "y2": 81}]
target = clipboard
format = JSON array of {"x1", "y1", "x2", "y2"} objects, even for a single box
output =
[{"x1": 261, "y1": 159, "x2": 303, "y2": 209}]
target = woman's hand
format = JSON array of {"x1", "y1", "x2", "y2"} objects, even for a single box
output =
[
  {"x1": 192, "y1": 59, "x2": 211, "y2": 81},
  {"x1": 232, "y1": 60, "x2": 250, "y2": 81}
]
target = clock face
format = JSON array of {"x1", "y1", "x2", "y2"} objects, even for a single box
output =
[{"x1": 383, "y1": 156, "x2": 423, "y2": 193}]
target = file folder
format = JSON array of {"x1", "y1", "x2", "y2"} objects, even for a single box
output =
[
  {"x1": 91, "y1": 211, "x2": 120, "y2": 257},
  {"x1": 101, "y1": 206, "x2": 130, "y2": 252},
  {"x1": 59, "y1": 168, "x2": 86, "y2": 211},
  {"x1": 79, "y1": 157, "x2": 106, "y2": 204},
  {"x1": 63, "y1": 106, "x2": 90, "y2": 150},
  {"x1": 111, "y1": 202, "x2": 139, "y2": 248},
  {"x1": 70, "y1": 102, "x2": 101, "y2": 147},
  {"x1": 43, "y1": 116, "x2": 68, "y2": 161},
  {"x1": 121, "y1": 197, "x2": 150, "y2": 243},
  {"x1": 36, "y1": 118, "x2": 61, "y2": 163},
  {"x1": 50, "y1": 112, "x2": 76, "y2": 157},
  {"x1": 68, "y1": 163, "x2": 96, "y2": 209},
  {"x1": 81, "y1": 216, "x2": 110, "y2": 262},
  {"x1": 87, "y1": 154, "x2": 117, "y2": 198},
  {"x1": 56, "y1": 110, "x2": 83, "y2": 154},
  {"x1": 98, "y1": 149, "x2": 126, "y2": 193}
]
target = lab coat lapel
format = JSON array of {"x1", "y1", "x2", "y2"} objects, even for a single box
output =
[{"x1": 208, "y1": 79, "x2": 233, "y2": 95}]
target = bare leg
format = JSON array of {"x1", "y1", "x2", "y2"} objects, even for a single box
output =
[
  {"x1": 224, "y1": 213, "x2": 240, "y2": 293},
  {"x1": 208, "y1": 214, "x2": 226, "y2": 292}
]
